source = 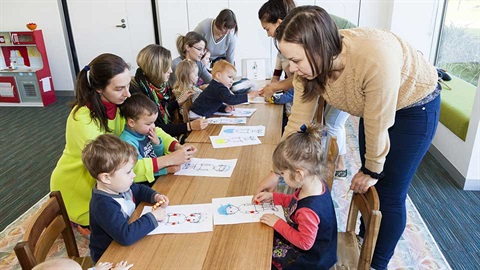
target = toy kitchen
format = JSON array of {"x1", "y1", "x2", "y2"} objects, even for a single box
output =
[{"x1": 0, "y1": 30, "x2": 55, "y2": 106}]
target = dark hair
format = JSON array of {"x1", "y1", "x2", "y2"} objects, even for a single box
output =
[
  {"x1": 72, "y1": 53, "x2": 130, "y2": 132},
  {"x1": 272, "y1": 123, "x2": 326, "y2": 178},
  {"x1": 275, "y1": 6, "x2": 342, "y2": 100},
  {"x1": 120, "y1": 93, "x2": 158, "y2": 121},
  {"x1": 258, "y1": 0, "x2": 296, "y2": 23},
  {"x1": 215, "y1": 9, "x2": 238, "y2": 34},
  {"x1": 82, "y1": 134, "x2": 138, "y2": 178},
  {"x1": 176, "y1": 31, "x2": 208, "y2": 59}
]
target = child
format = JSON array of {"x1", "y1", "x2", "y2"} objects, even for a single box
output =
[
  {"x1": 119, "y1": 93, "x2": 180, "y2": 181},
  {"x1": 189, "y1": 60, "x2": 259, "y2": 118},
  {"x1": 201, "y1": 49, "x2": 211, "y2": 71},
  {"x1": 253, "y1": 123, "x2": 338, "y2": 269},
  {"x1": 82, "y1": 134, "x2": 169, "y2": 263},
  {"x1": 172, "y1": 59, "x2": 204, "y2": 123}
]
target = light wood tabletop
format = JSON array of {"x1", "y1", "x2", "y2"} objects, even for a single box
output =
[
  {"x1": 186, "y1": 103, "x2": 283, "y2": 145},
  {"x1": 98, "y1": 142, "x2": 279, "y2": 269}
]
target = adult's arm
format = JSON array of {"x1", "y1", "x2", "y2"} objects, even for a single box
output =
[
  {"x1": 198, "y1": 61, "x2": 212, "y2": 84},
  {"x1": 225, "y1": 33, "x2": 236, "y2": 64}
]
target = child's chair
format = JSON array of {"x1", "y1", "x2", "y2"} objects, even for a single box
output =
[
  {"x1": 14, "y1": 191, "x2": 92, "y2": 270},
  {"x1": 333, "y1": 186, "x2": 382, "y2": 270},
  {"x1": 325, "y1": 136, "x2": 339, "y2": 191}
]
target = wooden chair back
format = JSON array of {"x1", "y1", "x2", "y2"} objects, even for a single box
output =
[
  {"x1": 334, "y1": 186, "x2": 382, "y2": 270},
  {"x1": 14, "y1": 191, "x2": 92, "y2": 270},
  {"x1": 325, "y1": 136, "x2": 339, "y2": 191}
]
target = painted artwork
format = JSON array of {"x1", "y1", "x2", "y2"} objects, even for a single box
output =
[
  {"x1": 219, "y1": 125, "x2": 265, "y2": 137},
  {"x1": 213, "y1": 108, "x2": 257, "y2": 117},
  {"x1": 207, "y1": 117, "x2": 247, "y2": 125},
  {"x1": 174, "y1": 158, "x2": 237, "y2": 177},
  {"x1": 142, "y1": 203, "x2": 213, "y2": 234},
  {"x1": 210, "y1": 135, "x2": 261, "y2": 148},
  {"x1": 212, "y1": 195, "x2": 285, "y2": 225}
]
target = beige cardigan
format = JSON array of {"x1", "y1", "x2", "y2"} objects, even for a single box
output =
[{"x1": 283, "y1": 28, "x2": 438, "y2": 173}]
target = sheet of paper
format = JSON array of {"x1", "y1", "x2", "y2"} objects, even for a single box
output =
[
  {"x1": 213, "y1": 108, "x2": 257, "y2": 117},
  {"x1": 39, "y1": 77, "x2": 51, "y2": 92},
  {"x1": 210, "y1": 135, "x2": 261, "y2": 148},
  {"x1": 207, "y1": 117, "x2": 247, "y2": 125},
  {"x1": 174, "y1": 158, "x2": 237, "y2": 177},
  {"x1": 249, "y1": 97, "x2": 267, "y2": 104},
  {"x1": 219, "y1": 125, "x2": 265, "y2": 137},
  {"x1": 212, "y1": 195, "x2": 285, "y2": 225},
  {"x1": 142, "y1": 204, "x2": 213, "y2": 234}
]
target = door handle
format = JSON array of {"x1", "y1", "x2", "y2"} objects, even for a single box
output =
[{"x1": 116, "y1": 23, "x2": 126, "y2": 28}]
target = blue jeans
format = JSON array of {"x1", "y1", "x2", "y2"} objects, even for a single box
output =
[
  {"x1": 324, "y1": 104, "x2": 349, "y2": 155},
  {"x1": 358, "y1": 93, "x2": 440, "y2": 269}
]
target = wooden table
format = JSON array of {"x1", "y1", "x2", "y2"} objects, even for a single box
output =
[
  {"x1": 99, "y1": 100, "x2": 283, "y2": 269},
  {"x1": 186, "y1": 103, "x2": 283, "y2": 145}
]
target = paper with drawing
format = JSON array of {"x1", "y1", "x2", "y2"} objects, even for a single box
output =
[
  {"x1": 212, "y1": 195, "x2": 285, "y2": 225},
  {"x1": 219, "y1": 125, "x2": 265, "y2": 137},
  {"x1": 174, "y1": 158, "x2": 237, "y2": 177},
  {"x1": 142, "y1": 204, "x2": 213, "y2": 234},
  {"x1": 210, "y1": 135, "x2": 261, "y2": 148}
]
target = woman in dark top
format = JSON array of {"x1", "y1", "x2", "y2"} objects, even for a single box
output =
[{"x1": 130, "y1": 44, "x2": 208, "y2": 142}]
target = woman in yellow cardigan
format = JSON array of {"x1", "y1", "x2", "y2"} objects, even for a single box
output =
[{"x1": 50, "y1": 53, "x2": 197, "y2": 235}]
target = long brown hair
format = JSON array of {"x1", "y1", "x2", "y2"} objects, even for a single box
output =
[
  {"x1": 275, "y1": 5, "x2": 342, "y2": 101},
  {"x1": 72, "y1": 53, "x2": 129, "y2": 132},
  {"x1": 258, "y1": 0, "x2": 296, "y2": 23}
]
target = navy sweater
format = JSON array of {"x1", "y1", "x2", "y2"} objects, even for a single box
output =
[
  {"x1": 189, "y1": 79, "x2": 248, "y2": 117},
  {"x1": 89, "y1": 184, "x2": 159, "y2": 262}
]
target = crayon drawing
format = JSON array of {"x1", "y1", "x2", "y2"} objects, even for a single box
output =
[
  {"x1": 210, "y1": 135, "x2": 261, "y2": 148},
  {"x1": 142, "y1": 203, "x2": 213, "y2": 234},
  {"x1": 220, "y1": 125, "x2": 265, "y2": 137},
  {"x1": 214, "y1": 108, "x2": 257, "y2": 117},
  {"x1": 207, "y1": 117, "x2": 247, "y2": 125},
  {"x1": 212, "y1": 195, "x2": 285, "y2": 225},
  {"x1": 174, "y1": 158, "x2": 237, "y2": 177}
]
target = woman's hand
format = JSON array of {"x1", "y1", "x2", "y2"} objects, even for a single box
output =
[
  {"x1": 167, "y1": 145, "x2": 196, "y2": 165},
  {"x1": 148, "y1": 127, "x2": 160, "y2": 145},
  {"x1": 255, "y1": 172, "x2": 281, "y2": 194},
  {"x1": 259, "y1": 83, "x2": 277, "y2": 99},
  {"x1": 154, "y1": 194, "x2": 170, "y2": 208},
  {"x1": 350, "y1": 170, "x2": 378, "y2": 193},
  {"x1": 177, "y1": 90, "x2": 195, "y2": 105},
  {"x1": 252, "y1": 191, "x2": 273, "y2": 204},
  {"x1": 248, "y1": 91, "x2": 259, "y2": 99},
  {"x1": 260, "y1": 214, "x2": 280, "y2": 227},
  {"x1": 166, "y1": 165, "x2": 181, "y2": 174},
  {"x1": 190, "y1": 118, "x2": 208, "y2": 130}
]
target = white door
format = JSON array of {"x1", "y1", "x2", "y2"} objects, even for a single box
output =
[{"x1": 67, "y1": 0, "x2": 156, "y2": 75}]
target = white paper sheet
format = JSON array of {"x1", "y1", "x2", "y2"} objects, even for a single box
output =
[
  {"x1": 210, "y1": 135, "x2": 261, "y2": 148},
  {"x1": 212, "y1": 195, "x2": 285, "y2": 225},
  {"x1": 142, "y1": 204, "x2": 213, "y2": 234},
  {"x1": 249, "y1": 97, "x2": 267, "y2": 104},
  {"x1": 174, "y1": 158, "x2": 237, "y2": 177},
  {"x1": 39, "y1": 77, "x2": 51, "y2": 92},
  {"x1": 213, "y1": 108, "x2": 257, "y2": 117},
  {"x1": 207, "y1": 117, "x2": 247, "y2": 125},
  {"x1": 219, "y1": 125, "x2": 265, "y2": 137}
]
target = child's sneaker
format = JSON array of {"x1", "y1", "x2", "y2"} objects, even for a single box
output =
[
  {"x1": 71, "y1": 222, "x2": 91, "y2": 239},
  {"x1": 334, "y1": 169, "x2": 348, "y2": 180}
]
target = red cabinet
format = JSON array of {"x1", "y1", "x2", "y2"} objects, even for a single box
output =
[{"x1": 0, "y1": 76, "x2": 20, "y2": 103}]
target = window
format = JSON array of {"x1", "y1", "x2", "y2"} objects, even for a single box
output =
[{"x1": 436, "y1": 0, "x2": 480, "y2": 86}]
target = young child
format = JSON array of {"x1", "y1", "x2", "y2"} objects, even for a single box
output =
[
  {"x1": 189, "y1": 60, "x2": 259, "y2": 118},
  {"x1": 201, "y1": 50, "x2": 211, "y2": 71},
  {"x1": 82, "y1": 134, "x2": 169, "y2": 263},
  {"x1": 120, "y1": 93, "x2": 180, "y2": 181},
  {"x1": 172, "y1": 59, "x2": 204, "y2": 123},
  {"x1": 253, "y1": 123, "x2": 338, "y2": 269}
]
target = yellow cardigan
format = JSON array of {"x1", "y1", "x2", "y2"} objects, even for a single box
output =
[{"x1": 50, "y1": 105, "x2": 177, "y2": 226}]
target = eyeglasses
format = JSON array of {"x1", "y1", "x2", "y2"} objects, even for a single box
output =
[{"x1": 192, "y1": 45, "x2": 206, "y2": 53}]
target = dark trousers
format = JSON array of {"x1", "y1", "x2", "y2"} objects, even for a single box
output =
[{"x1": 358, "y1": 94, "x2": 440, "y2": 269}]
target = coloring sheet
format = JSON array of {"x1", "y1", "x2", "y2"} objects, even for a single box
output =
[
  {"x1": 213, "y1": 108, "x2": 257, "y2": 117},
  {"x1": 212, "y1": 195, "x2": 285, "y2": 225},
  {"x1": 207, "y1": 117, "x2": 247, "y2": 125},
  {"x1": 210, "y1": 135, "x2": 261, "y2": 148},
  {"x1": 174, "y1": 158, "x2": 238, "y2": 177},
  {"x1": 142, "y1": 203, "x2": 213, "y2": 234},
  {"x1": 249, "y1": 97, "x2": 267, "y2": 104},
  {"x1": 219, "y1": 125, "x2": 265, "y2": 137}
]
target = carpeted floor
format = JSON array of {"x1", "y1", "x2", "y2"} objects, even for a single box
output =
[{"x1": 0, "y1": 104, "x2": 452, "y2": 269}]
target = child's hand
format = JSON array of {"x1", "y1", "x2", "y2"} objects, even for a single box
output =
[
  {"x1": 112, "y1": 261, "x2": 134, "y2": 270},
  {"x1": 260, "y1": 214, "x2": 280, "y2": 227},
  {"x1": 248, "y1": 91, "x2": 259, "y2": 99},
  {"x1": 166, "y1": 165, "x2": 180, "y2": 174},
  {"x1": 225, "y1": 105, "x2": 235, "y2": 112},
  {"x1": 95, "y1": 262, "x2": 113, "y2": 270},
  {"x1": 190, "y1": 118, "x2": 209, "y2": 130},
  {"x1": 252, "y1": 191, "x2": 273, "y2": 204},
  {"x1": 148, "y1": 127, "x2": 160, "y2": 145},
  {"x1": 152, "y1": 207, "x2": 166, "y2": 221},
  {"x1": 154, "y1": 194, "x2": 169, "y2": 208}
]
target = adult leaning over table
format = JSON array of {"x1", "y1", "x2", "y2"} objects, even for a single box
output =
[
  {"x1": 50, "y1": 53, "x2": 197, "y2": 238},
  {"x1": 255, "y1": 6, "x2": 441, "y2": 269}
]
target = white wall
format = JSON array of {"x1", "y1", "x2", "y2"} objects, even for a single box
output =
[{"x1": 0, "y1": 0, "x2": 75, "y2": 92}]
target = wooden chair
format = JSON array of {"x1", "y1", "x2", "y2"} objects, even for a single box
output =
[
  {"x1": 333, "y1": 186, "x2": 382, "y2": 270},
  {"x1": 325, "y1": 136, "x2": 339, "y2": 191},
  {"x1": 14, "y1": 191, "x2": 92, "y2": 270}
]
